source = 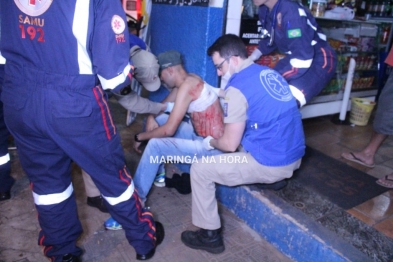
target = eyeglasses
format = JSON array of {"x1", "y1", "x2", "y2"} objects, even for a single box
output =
[{"x1": 215, "y1": 58, "x2": 228, "y2": 72}]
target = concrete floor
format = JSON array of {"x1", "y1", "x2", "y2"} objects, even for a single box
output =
[{"x1": 0, "y1": 98, "x2": 293, "y2": 262}]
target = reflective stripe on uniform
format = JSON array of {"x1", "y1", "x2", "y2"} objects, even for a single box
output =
[
  {"x1": 98, "y1": 64, "x2": 131, "y2": 90},
  {"x1": 73, "y1": 0, "x2": 92, "y2": 74},
  {"x1": 307, "y1": 19, "x2": 317, "y2": 31},
  {"x1": 0, "y1": 153, "x2": 10, "y2": 165},
  {"x1": 0, "y1": 52, "x2": 6, "y2": 64},
  {"x1": 298, "y1": 8, "x2": 306, "y2": 16},
  {"x1": 289, "y1": 85, "x2": 306, "y2": 107},
  {"x1": 102, "y1": 182, "x2": 135, "y2": 206},
  {"x1": 318, "y1": 33, "x2": 327, "y2": 41},
  {"x1": 290, "y1": 58, "x2": 313, "y2": 68},
  {"x1": 33, "y1": 183, "x2": 73, "y2": 205}
]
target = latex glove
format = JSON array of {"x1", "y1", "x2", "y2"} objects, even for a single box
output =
[
  {"x1": 165, "y1": 102, "x2": 174, "y2": 113},
  {"x1": 249, "y1": 48, "x2": 262, "y2": 62},
  {"x1": 203, "y1": 136, "x2": 214, "y2": 150}
]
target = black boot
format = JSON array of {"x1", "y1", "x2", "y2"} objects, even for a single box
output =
[
  {"x1": 0, "y1": 191, "x2": 11, "y2": 201},
  {"x1": 62, "y1": 253, "x2": 81, "y2": 262},
  {"x1": 87, "y1": 196, "x2": 109, "y2": 213},
  {"x1": 165, "y1": 173, "x2": 191, "y2": 195},
  {"x1": 136, "y1": 221, "x2": 165, "y2": 260},
  {"x1": 181, "y1": 228, "x2": 224, "y2": 254}
]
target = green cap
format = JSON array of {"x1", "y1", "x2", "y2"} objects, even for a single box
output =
[{"x1": 157, "y1": 50, "x2": 182, "y2": 70}]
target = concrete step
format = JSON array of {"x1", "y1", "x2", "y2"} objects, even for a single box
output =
[{"x1": 217, "y1": 183, "x2": 393, "y2": 262}]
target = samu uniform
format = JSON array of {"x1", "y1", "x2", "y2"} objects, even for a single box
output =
[
  {"x1": 256, "y1": 0, "x2": 337, "y2": 106},
  {"x1": 0, "y1": 54, "x2": 13, "y2": 196},
  {"x1": 1, "y1": 1, "x2": 157, "y2": 260}
]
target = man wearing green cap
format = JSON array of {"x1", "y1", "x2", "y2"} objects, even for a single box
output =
[
  {"x1": 103, "y1": 50, "x2": 226, "y2": 230},
  {"x1": 131, "y1": 50, "x2": 226, "y2": 205}
]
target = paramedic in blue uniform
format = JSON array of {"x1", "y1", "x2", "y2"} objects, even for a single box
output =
[
  {"x1": 0, "y1": 52, "x2": 14, "y2": 201},
  {"x1": 0, "y1": 1, "x2": 163, "y2": 261},
  {"x1": 181, "y1": 34, "x2": 305, "y2": 254},
  {"x1": 249, "y1": 0, "x2": 337, "y2": 107}
]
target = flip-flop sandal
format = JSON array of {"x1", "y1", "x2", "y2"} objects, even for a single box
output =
[
  {"x1": 376, "y1": 175, "x2": 393, "y2": 188},
  {"x1": 341, "y1": 152, "x2": 375, "y2": 168}
]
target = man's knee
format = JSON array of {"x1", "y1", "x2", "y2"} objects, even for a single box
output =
[{"x1": 190, "y1": 162, "x2": 207, "y2": 180}]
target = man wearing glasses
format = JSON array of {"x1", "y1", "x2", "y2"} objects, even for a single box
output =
[{"x1": 181, "y1": 34, "x2": 305, "y2": 254}]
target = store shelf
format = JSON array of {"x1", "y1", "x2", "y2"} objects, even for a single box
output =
[{"x1": 308, "y1": 88, "x2": 377, "y2": 105}]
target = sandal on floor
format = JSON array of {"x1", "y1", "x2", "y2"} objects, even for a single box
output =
[
  {"x1": 341, "y1": 152, "x2": 375, "y2": 168},
  {"x1": 376, "y1": 175, "x2": 393, "y2": 188}
]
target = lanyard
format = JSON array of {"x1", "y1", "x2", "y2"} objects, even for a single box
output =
[{"x1": 261, "y1": 0, "x2": 282, "y2": 47}]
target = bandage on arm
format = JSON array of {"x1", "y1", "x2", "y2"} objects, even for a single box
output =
[{"x1": 249, "y1": 48, "x2": 262, "y2": 62}]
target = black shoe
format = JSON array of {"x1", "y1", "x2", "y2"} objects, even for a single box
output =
[
  {"x1": 87, "y1": 196, "x2": 109, "y2": 213},
  {"x1": 181, "y1": 228, "x2": 225, "y2": 254},
  {"x1": 62, "y1": 253, "x2": 81, "y2": 262},
  {"x1": 165, "y1": 173, "x2": 191, "y2": 195},
  {"x1": 136, "y1": 221, "x2": 165, "y2": 260},
  {"x1": 136, "y1": 248, "x2": 155, "y2": 260},
  {"x1": 0, "y1": 191, "x2": 11, "y2": 201}
]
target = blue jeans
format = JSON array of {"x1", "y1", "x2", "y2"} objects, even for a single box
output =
[
  {"x1": 152, "y1": 114, "x2": 194, "y2": 174},
  {"x1": 134, "y1": 114, "x2": 223, "y2": 203}
]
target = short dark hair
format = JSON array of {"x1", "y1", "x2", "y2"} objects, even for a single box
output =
[{"x1": 207, "y1": 34, "x2": 248, "y2": 59}]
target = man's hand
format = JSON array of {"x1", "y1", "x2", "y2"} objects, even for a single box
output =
[
  {"x1": 203, "y1": 136, "x2": 215, "y2": 150},
  {"x1": 146, "y1": 115, "x2": 159, "y2": 131},
  {"x1": 133, "y1": 141, "x2": 142, "y2": 154}
]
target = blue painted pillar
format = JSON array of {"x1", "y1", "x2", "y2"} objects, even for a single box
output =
[{"x1": 148, "y1": 3, "x2": 227, "y2": 102}]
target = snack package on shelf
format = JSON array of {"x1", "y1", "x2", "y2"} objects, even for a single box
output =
[
  {"x1": 246, "y1": 45, "x2": 286, "y2": 68},
  {"x1": 319, "y1": 77, "x2": 342, "y2": 95}
]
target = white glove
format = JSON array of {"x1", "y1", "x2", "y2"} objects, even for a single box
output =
[
  {"x1": 203, "y1": 136, "x2": 214, "y2": 150},
  {"x1": 249, "y1": 48, "x2": 262, "y2": 62},
  {"x1": 165, "y1": 102, "x2": 174, "y2": 113}
]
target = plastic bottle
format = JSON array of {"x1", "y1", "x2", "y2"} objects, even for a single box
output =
[
  {"x1": 379, "y1": 0, "x2": 386, "y2": 16},
  {"x1": 373, "y1": 0, "x2": 381, "y2": 16},
  {"x1": 311, "y1": 0, "x2": 328, "y2": 17}
]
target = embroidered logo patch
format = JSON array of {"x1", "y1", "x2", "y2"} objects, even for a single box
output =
[
  {"x1": 14, "y1": 0, "x2": 53, "y2": 16},
  {"x1": 111, "y1": 15, "x2": 126, "y2": 35},
  {"x1": 260, "y1": 69, "x2": 292, "y2": 101},
  {"x1": 287, "y1": 29, "x2": 301, "y2": 38}
]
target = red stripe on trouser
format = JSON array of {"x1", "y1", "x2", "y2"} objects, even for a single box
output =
[
  {"x1": 119, "y1": 167, "x2": 131, "y2": 186},
  {"x1": 92, "y1": 86, "x2": 116, "y2": 140},
  {"x1": 321, "y1": 47, "x2": 327, "y2": 68},
  {"x1": 283, "y1": 67, "x2": 298, "y2": 79},
  {"x1": 134, "y1": 192, "x2": 157, "y2": 244},
  {"x1": 328, "y1": 51, "x2": 334, "y2": 73}
]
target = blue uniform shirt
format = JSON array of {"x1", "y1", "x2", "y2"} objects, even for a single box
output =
[
  {"x1": 257, "y1": 0, "x2": 330, "y2": 82},
  {"x1": 1, "y1": 0, "x2": 132, "y2": 93}
]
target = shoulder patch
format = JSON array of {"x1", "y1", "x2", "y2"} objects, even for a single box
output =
[
  {"x1": 287, "y1": 28, "x2": 302, "y2": 38},
  {"x1": 111, "y1": 15, "x2": 126, "y2": 34},
  {"x1": 223, "y1": 102, "x2": 228, "y2": 117},
  {"x1": 14, "y1": 0, "x2": 53, "y2": 16}
]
